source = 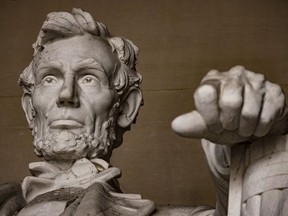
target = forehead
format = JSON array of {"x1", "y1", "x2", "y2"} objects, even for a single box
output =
[{"x1": 33, "y1": 34, "x2": 118, "y2": 74}]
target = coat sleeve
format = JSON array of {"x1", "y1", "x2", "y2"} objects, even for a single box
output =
[
  {"x1": 202, "y1": 139, "x2": 230, "y2": 216},
  {"x1": 0, "y1": 182, "x2": 26, "y2": 216}
]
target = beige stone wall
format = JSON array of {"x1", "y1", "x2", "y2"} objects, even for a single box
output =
[{"x1": 0, "y1": 0, "x2": 288, "y2": 207}]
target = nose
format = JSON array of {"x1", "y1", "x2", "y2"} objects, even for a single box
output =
[{"x1": 56, "y1": 74, "x2": 80, "y2": 108}]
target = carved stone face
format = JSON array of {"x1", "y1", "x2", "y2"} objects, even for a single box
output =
[{"x1": 31, "y1": 34, "x2": 120, "y2": 160}]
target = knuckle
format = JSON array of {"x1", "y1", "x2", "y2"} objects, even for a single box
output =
[
  {"x1": 220, "y1": 94, "x2": 243, "y2": 109},
  {"x1": 194, "y1": 84, "x2": 217, "y2": 103},
  {"x1": 266, "y1": 81, "x2": 283, "y2": 95},
  {"x1": 241, "y1": 108, "x2": 259, "y2": 120},
  {"x1": 206, "y1": 69, "x2": 220, "y2": 76},
  {"x1": 272, "y1": 84, "x2": 283, "y2": 95},
  {"x1": 246, "y1": 70, "x2": 265, "y2": 82},
  {"x1": 265, "y1": 83, "x2": 285, "y2": 106},
  {"x1": 255, "y1": 73, "x2": 265, "y2": 83},
  {"x1": 228, "y1": 65, "x2": 246, "y2": 77}
]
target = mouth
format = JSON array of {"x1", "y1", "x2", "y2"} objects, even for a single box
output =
[{"x1": 50, "y1": 120, "x2": 83, "y2": 129}]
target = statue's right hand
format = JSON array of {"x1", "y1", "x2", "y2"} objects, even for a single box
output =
[
  {"x1": 172, "y1": 66, "x2": 288, "y2": 145},
  {"x1": 0, "y1": 182, "x2": 26, "y2": 216}
]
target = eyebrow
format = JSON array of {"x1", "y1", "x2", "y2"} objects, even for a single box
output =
[
  {"x1": 71, "y1": 58, "x2": 105, "y2": 72},
  {"x1": 36, "y1": 61, "x2": 63, "y2": 71}
]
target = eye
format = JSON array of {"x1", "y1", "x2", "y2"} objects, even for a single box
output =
[
  {"x1": 80, "y1": 75, "x2": 99, "y2": 86},
  {"x1": 42, "y1": 75, "x2": 58, "y2": 86}
]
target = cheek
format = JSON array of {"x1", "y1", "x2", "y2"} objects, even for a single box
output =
[
  {"x1": 82, "y1": 88, "x2": 116, "y2": 114},
  {"x1": 32, "y1": 87, "x2": 59, "y2": 115}
]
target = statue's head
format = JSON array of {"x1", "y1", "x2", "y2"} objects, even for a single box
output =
[{"x1": 19, "y1": 8, "x2": 143, "y2": 162}]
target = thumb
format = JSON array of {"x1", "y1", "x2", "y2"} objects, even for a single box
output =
[{"x1": 171, "y1": 110, "x2": 207, "y2": 138}]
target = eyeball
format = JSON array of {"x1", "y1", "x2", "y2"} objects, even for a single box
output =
[
  {"x1": 42, "y1": 75, "x2": 58, "y2": 86},
  {"x1": 80, "y1": 75, "x2": 99, "y2": 86}
]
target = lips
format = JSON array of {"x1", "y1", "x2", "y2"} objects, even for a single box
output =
[{"x1": 50, "y1": 120, "x2": 83, "y2": 129}]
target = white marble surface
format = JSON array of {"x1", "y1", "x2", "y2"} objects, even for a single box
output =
[
  {"x1": 1, "y1": 7, "x2": 288, "y2": 216},
  {"x1": 172, "y1": 66, "x2": 288, "y2": 216}
]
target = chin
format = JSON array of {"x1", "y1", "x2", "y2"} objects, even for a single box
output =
[
  {"x1": 33, "y1": 130, "x2": 98, "y2": 160},
  {"x1": 32, "y1": 116, "x2": 116, "y2": 161}
]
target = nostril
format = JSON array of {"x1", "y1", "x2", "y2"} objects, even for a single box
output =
[
  {"x1": 57, "y1": 100, "x2": 67, "y2": 106},
  {"x1": 57, "y1": 98, "x2": 80, "y2": 108}
]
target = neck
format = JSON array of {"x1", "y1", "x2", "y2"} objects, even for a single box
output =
[{"x1": 48, "y1": 159, "x2": 75, "y2": 171}]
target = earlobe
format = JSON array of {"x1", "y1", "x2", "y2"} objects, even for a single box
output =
[
  {"x1": 21, "y1": 94, "x2": 35, "y2": 129},
  {"x1": 117, "y1": 88, "x2": 143, "y2": 128}
]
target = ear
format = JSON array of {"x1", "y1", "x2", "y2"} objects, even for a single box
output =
[
  {"x1": 21, "y1": 94, "x2": 35, "y2": 129},
  {"x1": 117, "y1": 88, "x2": 143, "y2": 128}
]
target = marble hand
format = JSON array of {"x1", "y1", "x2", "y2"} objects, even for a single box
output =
[{"x1": 172, "y1": 66, "x2": 288, "y2": 145}]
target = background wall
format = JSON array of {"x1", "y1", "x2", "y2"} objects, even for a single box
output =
[{"x1": 0, "y1": 0, "x2": 288, "y2": 207}]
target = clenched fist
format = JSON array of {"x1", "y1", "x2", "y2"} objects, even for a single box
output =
[{"x1": 172, "y1": 66, "x2": 288, "y2": 145}]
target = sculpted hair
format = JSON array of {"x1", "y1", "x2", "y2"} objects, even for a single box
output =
[
  {"x1": 19, "y1": 8, "x2": 141, "y2": 97},
  {"x1": 19, "y1": 8, "x2": 143, "y2": 151}
]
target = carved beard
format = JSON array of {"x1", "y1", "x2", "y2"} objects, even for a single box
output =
[
  {"x1": 32, "y1": 103, "x2": 119, "y2": 161},
  {"x1": 33, "y1": 117, "x2": 115, "y2": 160},
  {"x1": 34, "y1": 131, "x2": 95, "y2": 160}
]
